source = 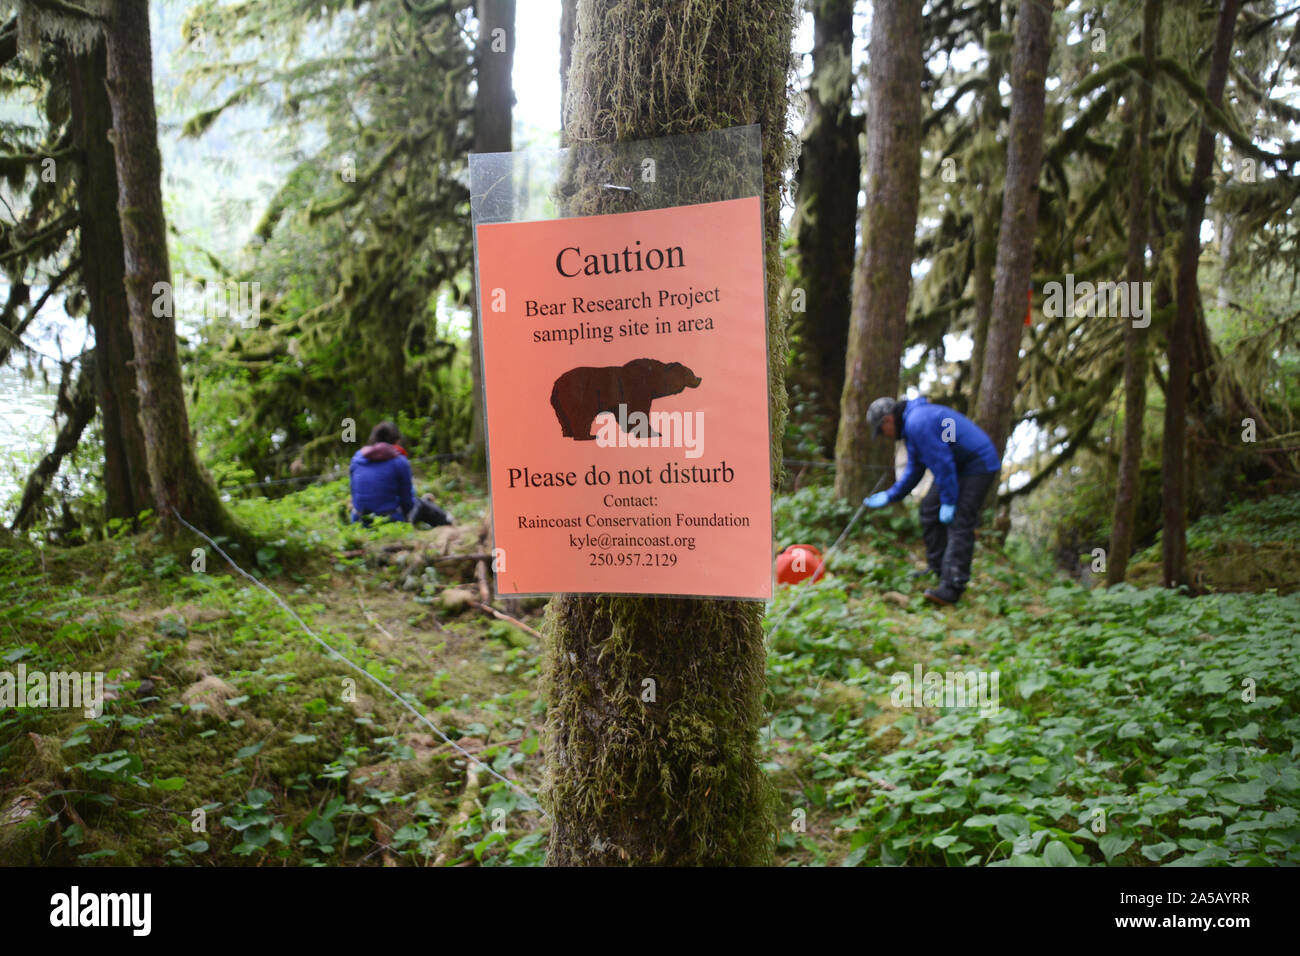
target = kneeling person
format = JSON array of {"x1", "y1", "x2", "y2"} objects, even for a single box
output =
[{"x1": 349, "y1": 421, "x2": 454, "y2": 527}]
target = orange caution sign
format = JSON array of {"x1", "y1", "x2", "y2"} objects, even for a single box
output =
[{"x1": 474, "y1": 197, "x2": 773, "y2": 598}]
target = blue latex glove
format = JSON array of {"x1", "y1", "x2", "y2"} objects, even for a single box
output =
[
  {"x1": 864, "y1": 492, "x2": 889, "y2": 509},
  {"x1": 939, "y1": 503, "x2": 956, "y2": 524}
]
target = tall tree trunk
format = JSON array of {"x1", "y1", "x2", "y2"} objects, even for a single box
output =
[
  {"x1": 1107, "y1": 0, "x2": 1161, "y2": 585},
  {"x1": 103, "y1": 0, "x2": 241, "y2": 543},
  {"x1": 789, "y1": 0, "x2": 858, "y2": 456},
  {"x1": 469, "y1": 0, "x2": 516, "y2": 472},
  {"x1": 967, "y1": 1, "x2": 1004, "y2": 418},
  {"x1": 1163, "y1": 0, "x2": 1242, "y2": 589},
  {"x1": 66, "y1": 39, "x2": 152, "y2": 523},
  {"x1": 973, "y1": 0, "x2": 1052, "y2": 459},
  {"x1": 833, "y1": 0, "x2": 922, "y2": 501},
  {"x1": 544, "y1": 0, "x2": 794, "y2": 866},
  {"x1": 969, "y1": 195, "x2": 996, "y2": 417}
]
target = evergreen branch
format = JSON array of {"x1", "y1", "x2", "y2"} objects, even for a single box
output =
[
  {"x1": 1045, "y1": 88, "x2": 1115, "y2": 166},
  {"x1": 306, "y1": 126, "x2": 439, "y2": 222},
  {"x1": 1068, "y1": 54, "x2": 1144, "y2": 101},
  {"x1": 1229, "y1": 61, "x2": 1300, "y2": 124},
  {"x1": 0, "y1": 258, "x2": 76, "y2": 369},
  {"x1": 0, "y1": 16, "x2": 17, "y2": 67},
  {"x1": 181, "y1": 80, "x2": 266, "y2": 138},
  {"x1": 0, "y1": 210, "x2": 77, "y2": 264},
  {"x1": 923, "y1": 74, "x2": 987, "y2": 134},
  {"x1": 1154, "y1": 56, "x2": 1300, "y2": 165},
  {"x1": 998, "y1": 405, "x2": 1103, "y2": 504},
  {"x1": 0, "y1": 144, "x2": 75, "y2": 170},
  {"x1": 25, "y1": 0, "x2": 101, "y2": 20}
]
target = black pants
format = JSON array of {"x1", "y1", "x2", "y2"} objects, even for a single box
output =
[
  {"x1": 409, "y1": 497, "x2": 452, "y2": 527},
  {"x1": 919, "y1": 470, "x2": 997, "y2": 594},
  {"x1": 353, "y1": 498, "x2": 451, "y2": 528}
]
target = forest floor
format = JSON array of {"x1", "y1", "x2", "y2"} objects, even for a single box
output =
[{"x1": 1, "y1": 467, "x2": 1297, "y2": 866}]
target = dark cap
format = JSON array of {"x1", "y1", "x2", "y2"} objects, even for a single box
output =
[{"x1": 867, "y1": 397, "x2": 898, "y2": 437}]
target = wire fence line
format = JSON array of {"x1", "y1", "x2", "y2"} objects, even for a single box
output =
[
  {"x1": 184, "y1": 452, "x2": 889, "y2": 812},
  {"x1": 170, "y1": 505, "x2": 543, "y2": 813},
  {"x1": 218, "y1": 452, "x2": 466, "y2": 495}
]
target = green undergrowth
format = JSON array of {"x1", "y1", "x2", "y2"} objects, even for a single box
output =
[
  {"x1": 1128, "y1": 492, "x2": 1300, "y2": 594},
  {"x1": 765, "y1": 485, "x2": 1300, "y2": 866},
  {"x1": 2, "y1": 478, "x2": 1296, "y2": 866},
  {"x1": 0, "y1": 464, "x2": 544, "y2": 866}
]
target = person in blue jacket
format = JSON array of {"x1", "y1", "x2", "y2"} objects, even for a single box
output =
[
  {"x1": 863, "y1": 396, "x2": 1001, "y2": 605},
  {"x1": 350, "y1": 421, "x2": 454, "y2": 528}
]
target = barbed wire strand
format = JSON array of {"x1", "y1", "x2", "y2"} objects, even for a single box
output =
[
  {"x1": 178, "y1": 455, "x2": 888, "y2": 809},
  {"x1": 218, "y1": 452, "x2": 465, "y2": 495},
  {"x1": 169, "y1": 505, "x2": 543, "y2": 814}
]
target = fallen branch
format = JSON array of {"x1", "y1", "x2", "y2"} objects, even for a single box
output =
[
  {"x1": 432, "y1": 761, "x2": 482, "y2": 866},
  {"x1": 468, "y1": 600, "x2": 543, "y2": 641},
  {"x1": 430, "y1": 552, "x2": 494, "y2": 564}
]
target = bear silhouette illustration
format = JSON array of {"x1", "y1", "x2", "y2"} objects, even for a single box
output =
[{"x1": 550, "y1": 358, "x2": 702, "y2": 440}]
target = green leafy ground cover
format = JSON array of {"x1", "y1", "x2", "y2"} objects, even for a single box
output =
[{"x1": 1, "y1": 473, "x2": 1296, "y2": 866}]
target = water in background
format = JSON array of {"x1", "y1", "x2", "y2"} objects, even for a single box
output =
[{"x1": 0, "y1": 297, "x2": 87, "y2": 516}]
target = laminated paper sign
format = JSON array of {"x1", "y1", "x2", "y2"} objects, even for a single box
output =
[{"x1": 475, "y1": 196, "x2": 773, "y2": 598}]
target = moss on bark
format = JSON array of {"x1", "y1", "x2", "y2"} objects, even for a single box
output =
[
  {"x1": 833, "y1": 0, "x2": 923, "y2": 501},
  {"x1": 543, "y1": 0, "x2": 795, "y2": 866},
  {"x1": 103, "y1": 0, "x2": 251, "y2": 552}
]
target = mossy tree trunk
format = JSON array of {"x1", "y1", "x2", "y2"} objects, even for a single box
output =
[
  {"x1": 1107, "y1": 0, "x2": 1161, "y2": 585},
  {"x1": 103, "y1": 0, "x2": 242, "y2": 544},
  {"x1": 543, "y1": 0, "x2": 795, "y2": 866},
  {"x1": 66, "y1": 39, "x2": 152, "y2": 524},
  {"x1": 469, "y1": 0, "x2": 516, "y2": 472},
  {"x1": 789, "y1": 0, "x2": 858, "y2": 457},
  {"x1": 834, "y1": 0, "x2": 923, "y2": 501},
  {"x1": 1163, "y1": 0, "x2": 1242, "y2": 589},
  {"x1": 967, "y1": 1, "x2": 1004, "y2": 418},
  {"x1": 973, "y1": 0, "x2": 1051, "y2": 459}
]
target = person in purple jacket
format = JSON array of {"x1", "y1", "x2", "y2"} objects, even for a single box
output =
[
  {"x1": 862, "y1": 396, "x2": 1001, "y2": 605},
  {"x1": 349, "y1": 421, "x2": 454, "y2": 528}
]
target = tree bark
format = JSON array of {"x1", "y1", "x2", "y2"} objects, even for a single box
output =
[
  {"x1": 1107, "y1": 0, "x2": 1161, "y2": 585},
  {"x1": 544, "y1": 0, "x2": 794, "y2": 866},
  {"x1": 833, "y1": 0, "x2": 923, "y2": 501},
  {"x1": 967, "y1": 1, "x2": 1004, "y2": 418},
  {"x1": 973, "y1": 0, "x2": 1052, "y2": 459},
  {"x1": 789, "y1": 0, "x2": 858, "y2": 456},
  {"x1": 469, "y1": 0, "x2": 516, "y2": 472},
  {"x1": 1163, "y1": 0, "x2": 1241, "y2": 590},
  {"x1": 66, "y1": 38, "x2": 152, "y2": 524},
  {"x1": 969, "y1": 194, "x2": 996, "y2": 418},
  {"x1": 103, "y1": 0, "x2": 241, "y2": 543}
]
